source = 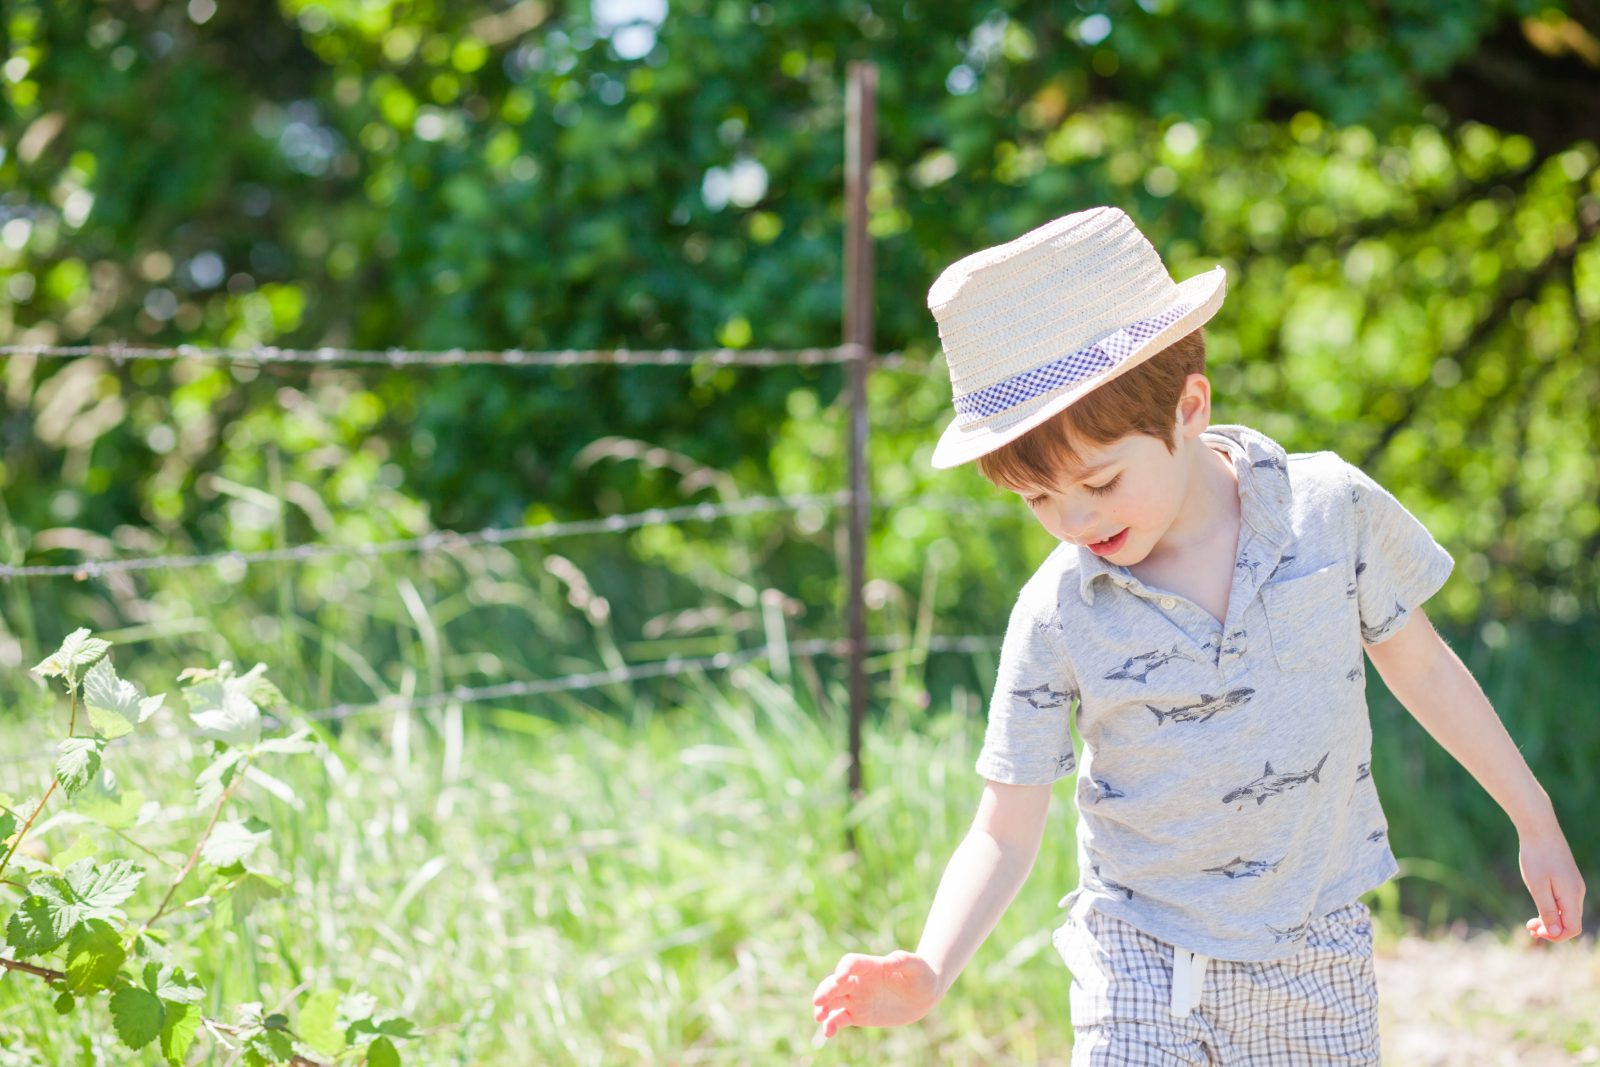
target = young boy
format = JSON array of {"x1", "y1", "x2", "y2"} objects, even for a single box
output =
[{"x1": 811, "y1": 207, "x2": 1586, "y2": 1063}]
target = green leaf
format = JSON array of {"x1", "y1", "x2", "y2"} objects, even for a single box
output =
[
  {"x1": 5, "y1": 895, "x2": 68, "y2": 956},
  {"x1": 254, "y1": 730, "x2": 316, "y2": 757},
  {"x1": 183, "y1": 662, "x2": 276, "y2": 747},
  {"x1": 194, "y1": 748, "x2": 247, "y2": 809},
  {"x1": 55, "y1": 737, "x2": 105, "y2": 799},
  {"x1": 142, "y1": 961, "x2": 205, "y2": 1005},
  {"x1": 215, "y1": 870, "x2": 285, "y2": 926},
  {"x1": 245, "y1": 1027, "x2": 295, "y2": 1060},
  {"x1": 63, "y1": 859, "x2": 144, "y2": 921},
  {"x1": 109, "y1": 986, "x2": 164, "y2": 1050},
  {"x1": 83, "y1": 658, "x2": 165, "y2": 740},
  {"x1": 76, "y1": 778, "x2": 146, "y2": 830},
  {"x1": 33, "y1": 629, "x2": 111, "y2": 685},
  {"x1": 0, "y1": 810, "x2": 15, "y2": 846},
  {"x1": 375, "y1": 1015, "x2": 418, "y2": 1039},
  {"x1": 53, "y1": 989, "x2": 76, "y2": 1015},
  {"x1": 64, "y1": 918, "x2": 124, "y2": 994},
  {"x1": 298, "y1": 989, "x2": 347, "y2": 1056},
  {"x1": 239, "y1": 665, "x2": 288, "y2": 711},
  {"x1": 367, "y1": 1036, "x2": 401, "y2": 1067},
  {"x1": 200, "y1": 817, "x2": 271, "y2": 869},
  {"x1": 52, "y1": 833, "x2": 99, "y2": 872},
  {"x1": 159, "y1": 999, "x2": 200, "y2": 1066}
]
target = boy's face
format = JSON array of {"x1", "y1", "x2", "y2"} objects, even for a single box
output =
[{"x1": 1013, "y1": 379, "x2": 1215, "y2": 565}]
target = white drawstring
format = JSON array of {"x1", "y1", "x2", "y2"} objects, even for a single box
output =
[{"x1": 1170, "y1": 945, "x2": 1212, "y2": 1017}]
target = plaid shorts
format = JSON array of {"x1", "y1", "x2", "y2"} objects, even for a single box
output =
[{"x1": 1051, "y1": 899, "x2": 1381, "y2": 1066}]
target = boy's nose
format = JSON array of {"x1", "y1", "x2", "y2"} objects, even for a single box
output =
[{"x1": 1057, "y1": 503, "x2": 1100, "y2": 545}]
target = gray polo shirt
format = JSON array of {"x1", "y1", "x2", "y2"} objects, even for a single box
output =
[{"x1": 977, "y1": 422, "x2": 1455, "y2": 961}]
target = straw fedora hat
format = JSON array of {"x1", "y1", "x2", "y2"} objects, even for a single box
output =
[{"x1": 927, "y1": 206, "x2": 1227, "y2": 470}]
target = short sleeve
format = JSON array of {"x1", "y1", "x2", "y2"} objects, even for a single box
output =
[
  {"x1": 975, "y1": 594, "x2": 1080, "y2": 785},
  {"x1": 1346, "y1": 461, "x2": 1454, "y2": 645}
]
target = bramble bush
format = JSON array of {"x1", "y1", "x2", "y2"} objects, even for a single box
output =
[{"x1": 0, "y1": 629, "x2": 417, "y2": 1065}]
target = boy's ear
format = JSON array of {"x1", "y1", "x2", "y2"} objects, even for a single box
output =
[{"x1": 1175, "y1": 373, "x2": 1211, "y2": 436}]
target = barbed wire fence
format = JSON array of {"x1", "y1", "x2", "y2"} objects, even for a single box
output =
[{"x1": 0, "y1": 63, "x2": 1014, "y2": 842}]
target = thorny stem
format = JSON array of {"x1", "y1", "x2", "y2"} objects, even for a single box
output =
[
  {"x1": 0, "y1": 689, "x2": 75, "y2": 883},
  {"x1": 0, "y1": 778, "x2": 59, "y2": 885},
  {"x1": 0, "y1": 955, "x2": 63, "y2": 981},
  {"x1": 128, "y1": 751, "x2": 255, "y2": 949}
]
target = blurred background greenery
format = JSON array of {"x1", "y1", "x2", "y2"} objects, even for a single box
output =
[{"x1": 2, "y1": 0, "x2": 1599, "y2": 1060}]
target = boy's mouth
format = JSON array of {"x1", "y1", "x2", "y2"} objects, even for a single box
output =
[{"x1": 1088, "y1": 528, "x2": 1128, "y2": 556}]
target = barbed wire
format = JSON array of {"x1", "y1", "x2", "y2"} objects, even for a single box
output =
[
  {"x1": 0, "y1": 493, "x2": 851, "y2": 580},
  {"x1": 0, "y1": 633, "x2": 1001, "y2": 769},
  {"x1": 0, "y1": 493, "x2": 1022, "y2": 581},
  {"x1": 0, "y1": 342, "x2": 937, "y2": 373}
]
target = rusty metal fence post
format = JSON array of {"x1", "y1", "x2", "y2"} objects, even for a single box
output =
[{"x1": 843, "y1": 61, "x2": 876, "y2": 845}]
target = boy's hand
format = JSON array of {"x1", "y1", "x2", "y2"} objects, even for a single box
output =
[
  {"x1": 1519, "y1": 828, "x2": 1586, "y2": 942},
  {"x1": 810, "y1": 950, "x2": 940, "y2": 1038}
]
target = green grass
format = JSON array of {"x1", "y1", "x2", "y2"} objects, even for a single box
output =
[
  {"x1": 0, "y1": 657, "x2": 1083, "y2": 1064},
  {"x1": 1, "y1": 535, "x2": 1595, "y2": 1063}
]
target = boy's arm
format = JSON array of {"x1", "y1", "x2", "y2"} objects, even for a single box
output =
[
  {"x1": 812, "y1": 780, "x2": 1051, "y2": 1037},
  {"x1": 916, "y1": 779, "x2": 1052, "y2": 997},
  {"x1": 1362, "y1": 607, "x2": 1586, "y2": 941}
]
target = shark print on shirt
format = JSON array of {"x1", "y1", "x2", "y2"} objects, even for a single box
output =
[
  {"x1": 1091, "y1": 777, "x2": 1126, "y2": 802},
  {"x1": 1345, "y1": 560, "x2": 1366, "y2": 599},
  {"x1": 1202, "y1": 856, "x2": 1283, "y2": 879},
  {"x1": 1055, "y1": 751, "x2": 1077, "y2": 775},
  {"x1": 1267, "y1": 555, "x2": 1298, "y2": 581},
  {"x1": 1366, "y1": 829, "x2": 1386, "y2": 842},
  {"x1": 1147, "y1": 688, "x2": 1256, "y2": 726},
  {"x1": 1010, "y1": 682, "x2": 1075, "y2": 709},
  {"x1": 1236, "y1": 555, "x2": 1265, "y2": 582},
  {"x1": 1221, "y1": 753, "x2": 1330, "y2": 806},
  {"x1": 1103, "y1": 642, "x2": 1198, "y2": 683},
  {"x1": 1267, "y1": 918, "x2": 1312, "y2": 943},
  {"x1": 1091, "y1": 864, "x2": 1136, "y2": 900},
  {"x1": 1355, "y1": 761, "x2": 1371, "y2": 782},
  {"x1": 1346, "y1": 666, "x2": 1363, "y2": 682},
  {"x1": 1254, "y1": 456, "x2": 1289, "y2": 475},
  {"x1": 1360, "y1": 600, "x2": 1407, "y2": 642}
]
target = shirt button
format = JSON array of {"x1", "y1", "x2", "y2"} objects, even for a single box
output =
[{"x1": 1160, "y1": 597, "x2": 1177, "y2": 609}]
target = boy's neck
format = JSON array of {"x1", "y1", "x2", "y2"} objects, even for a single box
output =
[{"x1": 1150, "y1": 437, "x2": 1241, "y2": 561}]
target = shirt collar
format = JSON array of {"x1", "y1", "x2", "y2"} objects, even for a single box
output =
[{"x1": 1076, "y1": 423, "x2": 1293, "y2": 606}]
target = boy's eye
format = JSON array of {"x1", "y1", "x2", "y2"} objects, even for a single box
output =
[
  {"x1": 1023, "y1": 494, "x2": 1046, "y2": 507},
  {"x1": 1086, "y1": 475, "x2": 1121, "y2": 497}
]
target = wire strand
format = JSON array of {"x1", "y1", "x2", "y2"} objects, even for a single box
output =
[
  {"x1": 0, "y1": 342, "x2": 935, "y2": 372},
  {"x1": 0, "y1": 493, "x2": 850, "y2": 579},
  {"x1": 0, "y1": 494, "x2": 1026, "y2": 581}
]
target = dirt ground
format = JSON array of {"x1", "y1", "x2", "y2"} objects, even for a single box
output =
[{"x1": 1376, "y1": 927, "x2": 1600, "y2": 1065}]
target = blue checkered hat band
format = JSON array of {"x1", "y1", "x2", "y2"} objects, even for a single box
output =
[{"x1": 951, "y1": 300, "x2": 1194, "y2": 427}]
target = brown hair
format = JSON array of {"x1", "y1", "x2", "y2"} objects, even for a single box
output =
[{"x1": 975, "y1": 328, "x2": 1208, "y2": 492}]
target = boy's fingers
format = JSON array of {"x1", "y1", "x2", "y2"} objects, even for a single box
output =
[
  {"x1": 821, "y1": 1006, "x2": 851, "y2": 1036},
  {"x1": 1531, "y1": 878, "x2": 1564, "y2": 936}
]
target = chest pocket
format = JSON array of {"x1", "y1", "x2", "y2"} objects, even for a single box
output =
[{"x1": 1261, "y1": 562, "x2": 1347, "y2": 671}]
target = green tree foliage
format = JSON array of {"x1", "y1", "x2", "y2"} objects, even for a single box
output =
[{"x1": 1, "y1": 0, "x2": 1597, "y2": 645}]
